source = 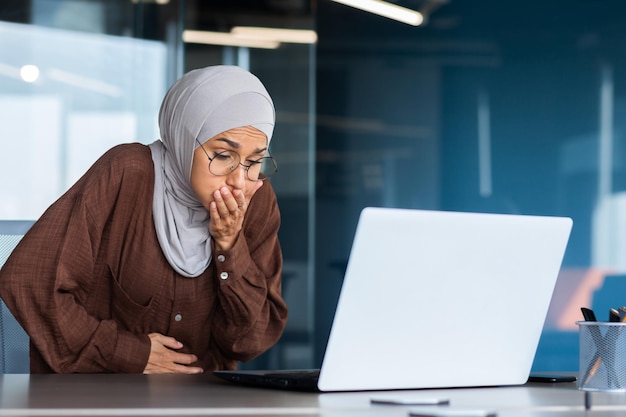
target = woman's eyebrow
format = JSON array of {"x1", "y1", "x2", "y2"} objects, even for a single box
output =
[
  {"x1": 214, "y1": 137, "x2": 267, "y2": 154},
  {"x1": 214, "y1": 137, "x2": 239, "y2": 148}
]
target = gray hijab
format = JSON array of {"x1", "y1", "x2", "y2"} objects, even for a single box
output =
[{"x1": 148, "y1": 65, "x2": 275, "y2": 277}]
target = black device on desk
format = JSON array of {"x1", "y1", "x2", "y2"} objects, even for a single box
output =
[{"x1": 528, "y1": 374, "x2": 576, "y2": 383}]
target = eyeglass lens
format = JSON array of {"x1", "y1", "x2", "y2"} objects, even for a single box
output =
[{"x1": 209, "y1": 150, "x2": 277, "y2": 181}]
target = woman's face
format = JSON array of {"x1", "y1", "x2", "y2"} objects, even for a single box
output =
[{"x1": 190, "y1": 126, "x2": 268, "y2": 211}]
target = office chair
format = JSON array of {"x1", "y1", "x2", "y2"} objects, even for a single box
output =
[{"x1": 0, "y1": 220, "x2": 33, "y2": 373}]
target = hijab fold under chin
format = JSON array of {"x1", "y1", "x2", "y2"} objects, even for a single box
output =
[{"x1": 149, "y1": 65, "x2": 275, "y2": 278}]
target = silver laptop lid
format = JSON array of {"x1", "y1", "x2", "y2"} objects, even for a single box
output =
[{"x1": 318, "y1": 207, "x2": 572, "y2": 391}]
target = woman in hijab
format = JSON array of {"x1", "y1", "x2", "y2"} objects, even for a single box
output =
[{"x1": 0, "y1": 65, "x2": 288, "y2": 374}]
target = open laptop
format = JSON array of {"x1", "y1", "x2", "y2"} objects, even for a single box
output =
[{"x1": 214, "y1": 207, "x2": 573, "y2": 392}]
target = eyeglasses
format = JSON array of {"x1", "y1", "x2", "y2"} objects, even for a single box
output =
[{"x1": 195, "y1": 139, "x2": 278, "y2": 182}]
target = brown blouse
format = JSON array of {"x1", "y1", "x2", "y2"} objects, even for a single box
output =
[{"x1": 0, "y1": 143, "x2": 287, "y2": 373}]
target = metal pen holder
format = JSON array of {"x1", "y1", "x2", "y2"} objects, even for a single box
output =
[{"x1": 578, "y1": 321, "x2": 626, "y2": 392}]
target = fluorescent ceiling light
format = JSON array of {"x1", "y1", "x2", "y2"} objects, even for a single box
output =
[
  {"x1": 0, "y1": 62, "x2": 21, "y2": 80},
  {"x1": 231, "y1": 27, "x2": 317, "y2": 44},
  {"x1": 332, "y1": 0, "x2": 424, "y2": 26},
  {"x1": 47, "y1": 68, "x2": 123, "y2": 97},
  {"x1": 131, "y1": 0, "x2": 170, "y2": 4},
  {"x1": 182, "y1": 30, "x2": 280, "y2": 49}
]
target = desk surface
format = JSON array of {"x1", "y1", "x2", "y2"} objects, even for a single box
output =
[{"x1": 1, "y1": 374, "x2": 626, "y2": 416}]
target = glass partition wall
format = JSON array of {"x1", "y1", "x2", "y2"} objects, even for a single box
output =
[{"x1": 314, "y1": 0, "x2": 626, "y2": 371}]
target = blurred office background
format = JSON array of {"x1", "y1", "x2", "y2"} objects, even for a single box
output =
[{"x1": 2, "y1": 0, "x2": 626, "y2": 372}]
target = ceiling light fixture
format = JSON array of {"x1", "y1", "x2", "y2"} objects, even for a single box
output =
[
  {"x1": 182, "y1": 30, "x2": 280, "y2": 49},
  {"x1": 230, "y1": 27, "x2": 318, "y2": 44},
  {"x1": 131, "y1": 0, "x2": 170, "y2": 4},
  {"x1": 47, "y1": 68, "x2": 123, "y2": 97},
  {"x1": 331, "y1": 0, "x2": 424, "y2": 26},
  {"x1": 0, "y1": 62, "x2": 21, "y2": 80}
]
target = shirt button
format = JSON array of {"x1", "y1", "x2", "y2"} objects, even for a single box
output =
[
  {"x1": 217, "y1": 255, "x2": 225, "y2": 262},
  {"x1": 174, "y1": 313, "x2": 182, "y2": 322},
  {"x1": 220, "y1": 272, "x2": 229, "y2": 280}
]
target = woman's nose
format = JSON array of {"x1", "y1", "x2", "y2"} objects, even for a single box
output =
[{"x1": 226, "y1": 164, "x2": 247, "y2": 188}]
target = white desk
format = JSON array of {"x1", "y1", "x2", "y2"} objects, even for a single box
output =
[{"x1": 0, "y1": 374, "x2": 626, "y2": 416}]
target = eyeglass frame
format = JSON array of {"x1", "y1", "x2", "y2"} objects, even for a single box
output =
[{"x1": 195, "y1": 139, "x2": 278, "y2": 182}]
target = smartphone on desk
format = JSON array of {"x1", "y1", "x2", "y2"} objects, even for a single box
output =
[{"x1": 528, "y1": 374, "x2": 576, "y2": 383}]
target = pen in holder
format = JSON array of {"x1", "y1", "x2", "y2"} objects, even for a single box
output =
[{"x1": 577, "y1": 321, "x2": 626, "y2": 391}]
